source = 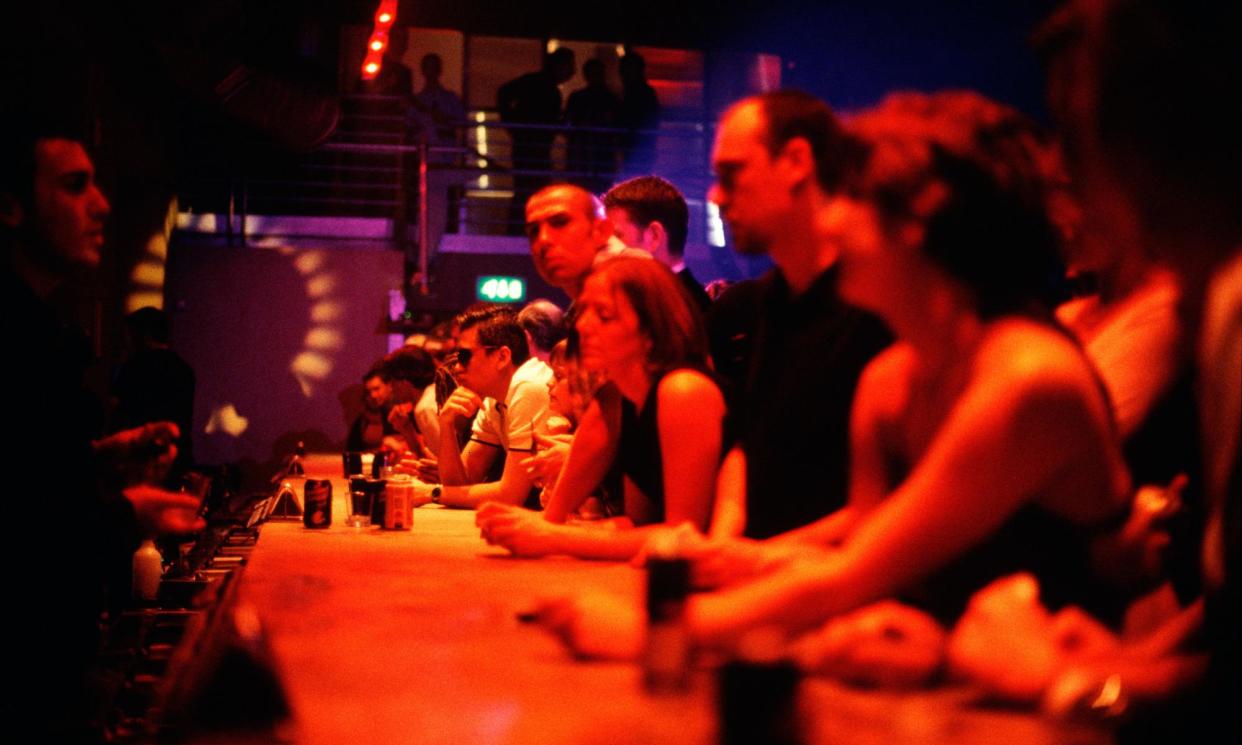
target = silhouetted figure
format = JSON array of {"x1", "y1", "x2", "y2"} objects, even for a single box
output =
[
  {"x1": 413, "y1": 53, "x2": 465, "y2": 262},
  {"x1": 113, "y1": 306, "x2": 197, "y2": 479},
  {"x1": 618, "y1": 52, "x2": 660, "y2": 175},
  {"x1": 498, "y1": 47, "x2": 575, "y2": 233},
  {"x1": 565, "y1": 59, "x2": 621, "y2": 193}
]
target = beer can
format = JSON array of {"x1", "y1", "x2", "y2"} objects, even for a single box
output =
[
  {"x1": 303, "y1": 479, "x2": 333, "y2": 528},
  {"x1": 385, "y1": 475, "x2": 413, "y2": 530}
]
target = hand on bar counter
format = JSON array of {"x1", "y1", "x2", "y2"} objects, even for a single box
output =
[
  {"x1": 123, "y1": 483, "x2": 206, "y2": 536},
  {"x1": 790, "y1": 600, "x2": 947, "y2": 688},
  {"x1": 943, "y1": 572, "x2": 1211, "y2": 720},
  {"x1": 682, "y1": 536, "x2": 809, "y2": 590},
  {"x1": 477, "y1": 502, "x2": 559, "y2": 556},
  {"x1": 395, "y1": 455, "x2": 440, "y2": 483},
  {"x1": 531, "y1": 590, "x2": 644, "y2": 661}
]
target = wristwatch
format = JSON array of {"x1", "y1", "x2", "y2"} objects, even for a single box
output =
[{"x1": 430, "y1": 484, "x2": 443, "y2": 505}]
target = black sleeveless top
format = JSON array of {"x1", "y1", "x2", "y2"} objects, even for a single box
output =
[
  {"x1": 899, "y1": 502, "x2": 1129, "y2": 627},
  {"x1": 887, "y1": 324, "x2": 1131, "y2": 626},
  {"x1": 618, "y1": 369, "x2": 725, "y2": 524}
]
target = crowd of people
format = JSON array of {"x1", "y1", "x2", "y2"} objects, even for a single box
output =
[
  {"x1": 362, "y1": 2, "x2": 1238, "y2": 741},
  {"x1": 3, "y1": 0, "x2": 1238, "y2": 742}
]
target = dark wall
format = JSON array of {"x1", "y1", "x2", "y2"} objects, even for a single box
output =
[{"x1": 166, "y1": 238, "x2": 402, "y2": 483}]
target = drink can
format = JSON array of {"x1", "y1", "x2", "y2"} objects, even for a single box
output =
[
  {"x1": 303, "y1": 479, "x2": 332, "y2": 528},
  {"x1": 385, "y1": 475, "x2": 413, "y2": 530}
]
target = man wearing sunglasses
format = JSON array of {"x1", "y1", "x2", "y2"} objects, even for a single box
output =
[{"x1": 421, "y1": 304, "x2": 553, "y2": 508}]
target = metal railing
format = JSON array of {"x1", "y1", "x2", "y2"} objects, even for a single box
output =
[{"x1": 175, "y1": 95, "x2": 715, "y2": 258}]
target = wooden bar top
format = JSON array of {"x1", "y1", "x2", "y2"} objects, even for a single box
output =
[{"x1": 229, "y1": 455, "x2": 1109, "y2": 745}]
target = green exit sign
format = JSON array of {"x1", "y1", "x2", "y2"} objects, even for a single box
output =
[{"x1": 476, "y1": 276, "x2": 526, "y2": 303}]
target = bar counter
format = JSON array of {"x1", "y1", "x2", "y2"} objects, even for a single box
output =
[{"x1": 218, "y1": 455, "x2": 1110, "y2": 744}]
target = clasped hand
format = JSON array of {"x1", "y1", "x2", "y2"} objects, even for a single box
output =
[{"x1": 476, "y1": 502, "x2": 557, "y2": 556}]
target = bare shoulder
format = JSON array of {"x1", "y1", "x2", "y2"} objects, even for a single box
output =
[
  {"x1": 975, "y1": 319, "x2": 1103, "y2": 401},
  {"x1": 860, "y1": 342, "x2": 918, "y2": 389},
  {"x1": 656, "y1": 369, "x2": 725, "y2": 412},
  {"x1": 855, "y1": 342, "x2": 917, "y2": 418}
]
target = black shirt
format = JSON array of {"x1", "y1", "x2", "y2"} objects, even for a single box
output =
[
  {"x1": 676, "y1": 266, "x2": 712, "y2": 314},
  {"x1": 709, "y1": 265, "x2": 891, "y2": 539}
]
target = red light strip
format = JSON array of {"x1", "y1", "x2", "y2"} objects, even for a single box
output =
[{"x1": 361, "y1": 0, "x2": 398, "y2": 81}]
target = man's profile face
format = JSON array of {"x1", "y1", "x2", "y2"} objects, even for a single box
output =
[
  {"x1": 525, "y1": 186, "x2": 607, "y2": 295},
  {"x1": 708, "y1": 103, "x2": 788, "y2": 256},
  {"x1": 31, "y1": 139, "x2": 111, "y2": 270},
  {"x1": 605, "y1": 206, "x2": 646, "y2": 250},
  {"x1": 452, "y1": 325, "x2": 505, "y2": 397},
  {"x1": 606, "y1": 205, "x2": 670, "y2": 266},
  {"x1": 364, "y1": 375, "x2": 393, "y2": 408}
]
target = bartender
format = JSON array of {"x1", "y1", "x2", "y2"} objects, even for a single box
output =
[{"x1": 1, "y1": 120, "x2": 204, "y2": 742}]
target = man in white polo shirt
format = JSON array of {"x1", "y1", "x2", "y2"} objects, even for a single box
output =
[{"x1": 418, "y1": 304, "x2": 553, "y2": 508}]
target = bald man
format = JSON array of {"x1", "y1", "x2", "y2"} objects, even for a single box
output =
[{"x1": 524, "y1": 182, "x2": 646, "y2": 302}]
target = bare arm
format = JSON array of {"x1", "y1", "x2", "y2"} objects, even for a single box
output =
[
  {"x1": 708, "y1": 446, "x2": 747, "y2": 538},
  {"x1": 656, "y1": 370, "x2": 724, "y2": 533},
  {"x1": 437, "y1": 448, "x2": 535, "y2": 509},
  {"x1": 542, "y1": 386, "x2": 622, "y2": 523},
  {"x1": 437, "y1": 387, "x2": 488, "y2": 485},
  {"x1": 688, "y1": 333, "x2": 1123, "y2": 647}
]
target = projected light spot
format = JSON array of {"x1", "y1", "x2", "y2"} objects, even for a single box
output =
[
  {"x1": 132, "y1": 260, "x2": 165, "y2": 286},
  {"x1": 310, "y1": 302, "x2": 344, "y2": 323},
  {"x1": 290, "y1": 351, "x2": 333, "y2": 396},
  {"x1": 294, "y1": 250, "x2": 327, "y2": 275},
  {"x1": 305, "y1": 273, "x2": 338, "y2": 298},
  {"x1": 304, "y1": 328, "x2": 344, "y2": 351},
  {"x1": 125, "y1": 198, "x2": 179, "y2": 312},
  {"x1": 205, "y1": 404, "x2": 249, "y2": 437},
  {"x1": 287, "y1": 247, "x2": 346, "y2": 399}
]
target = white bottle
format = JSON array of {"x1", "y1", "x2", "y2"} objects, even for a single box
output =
[{"x1": 133, "y1": 539, "x2": 163, "y2": 602}]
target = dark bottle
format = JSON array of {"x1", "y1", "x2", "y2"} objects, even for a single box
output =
[
  {"x1": 718, "y1": 634, "x2": 803, "y2": 745},
  {"x1": 643, "y1": 555, "x2": 692, "y2": 692}
]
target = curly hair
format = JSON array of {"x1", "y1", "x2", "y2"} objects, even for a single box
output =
[{"x1": 844, "y1": 90, "x2": 1065, "y2": 319}]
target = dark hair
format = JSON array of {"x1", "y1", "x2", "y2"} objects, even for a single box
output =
[
  {"x1": 363, "y1": 364, "x2": 390, "y2": 384},
  {"x1": 1037, "y1": 0, "x2": 1242, "y2": 240},
  {"x1": 455, "y1": 303, "x2": 530, "y2": 366},
  {"x1": 383, "y1": 345, "x2": 436, "y2": 388},
  {"x1": 845, "y1": 90, "x2": 1064, "y2": 319},
  {"x1": 603, "y1": 176, "x2": 689, "y2": 257},
  {"x1": 620, "y1": 52, "x2": 646, "y2": 79},
  {"x1": 753, "y1": 90, "x2": 851, "y2": 192},
  {"x1": 589, "y1": 256, "x2": 709, "y2": 375},
  {"x1": 518, "y1": 298, "x2": 566, "y2": 354},
  {"x1": 545, "y1": 47, "x2": 575, "y2": 71},
  {"x1": 0, "y1": 115, "x2": 90, "y2": 209},
  {"x1": 125, "y1": 306, "x2": 170, "y2": 346}
]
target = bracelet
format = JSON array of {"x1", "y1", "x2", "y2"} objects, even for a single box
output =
[{"x1": 431, "y1": 485, "x2": 442, "y2": 505}]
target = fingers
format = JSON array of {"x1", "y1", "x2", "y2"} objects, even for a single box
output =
[
  {"x1": 533, "y1": 431, "x2": 573, "y2": 448},
  {"x1": 147, "y1": 421, "x2": 181, "y2": 443}
]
